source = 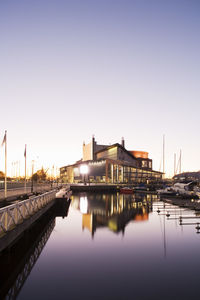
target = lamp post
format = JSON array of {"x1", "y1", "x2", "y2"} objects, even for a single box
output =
[{"x1": 80, "y1": 165, "x2": 89, "y2": 185}]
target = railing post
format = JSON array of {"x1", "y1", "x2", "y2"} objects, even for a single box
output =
[{"x1": 5, "y1": 210, "x2": 8, "y2": 231}]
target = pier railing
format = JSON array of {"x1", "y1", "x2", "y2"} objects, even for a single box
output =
[{"x1": 0, "y1": 190, "x2": 56, "y2": 236}]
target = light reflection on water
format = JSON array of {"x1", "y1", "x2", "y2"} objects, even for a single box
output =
[{"x1": 2, "y1": 192, "x2": 200, "y2": 300}]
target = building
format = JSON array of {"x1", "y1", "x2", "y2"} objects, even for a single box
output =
[{"x1": 60, "y1": 136, "x2": 162, "y2": 184}]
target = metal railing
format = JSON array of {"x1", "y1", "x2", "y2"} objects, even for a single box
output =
[{"x1": 0, "y1": 190, "x2": 56, "y2": 236}]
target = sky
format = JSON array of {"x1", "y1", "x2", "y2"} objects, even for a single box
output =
[{"x1": 0, "y1": 0, "x2": 200, "y2": 177}]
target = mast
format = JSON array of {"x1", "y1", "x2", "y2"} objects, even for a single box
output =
[
  {"x1": 174, "y1": 153, "x2": 176, "y2": 176},
  {"x1": 163, "y1": 134, "x2": 165, "y2": 176},
  {"x1": 179, "y1": 149, "x2": 182, "y2": 174}
]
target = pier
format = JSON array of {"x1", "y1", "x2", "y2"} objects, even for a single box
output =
[
  {"x1": 69, "y1": 183, "x2": 158, "y2": 193},
  {"x1": 161, "y1": 197, "x2": 200, "y2": 211},
  {"x1": 70, "y1": 184, "x2": 119, "y2": 193},
  {"x1": 0, "y1": 190, "x2": 57, "y2": 252}
]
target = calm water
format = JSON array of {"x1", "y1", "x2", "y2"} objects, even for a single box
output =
[{"x1": 1, "y1": 192, "x2": 200, "y2": 300}]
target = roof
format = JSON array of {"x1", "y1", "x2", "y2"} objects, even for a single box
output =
[{"x1": 95, "y1": 143, "x2": 137, "y2": 161}]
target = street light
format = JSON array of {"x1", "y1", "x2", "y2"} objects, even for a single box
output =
[{"x1": 80, "y1": 165, "x2": 89, "y2": 185}]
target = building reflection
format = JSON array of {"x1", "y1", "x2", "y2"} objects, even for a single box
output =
[
  {"x1": 72, "y1": 193, "x2": 155, "y2": 237},
  {"x1": 0, "y1": 199, "x2": 71, "y2": 300}
]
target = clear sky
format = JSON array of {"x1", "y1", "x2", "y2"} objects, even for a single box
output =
[{"x1": 0, "y1": 0, "x2": 200, "y2": 177}]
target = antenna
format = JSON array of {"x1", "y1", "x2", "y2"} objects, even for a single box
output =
[{"x1": 121, "y1": 137, "x2": 125, "y2": 147}]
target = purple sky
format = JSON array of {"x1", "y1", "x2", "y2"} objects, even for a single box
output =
[{"x1": 0, "y1": 0, "x2": 200, "y2": 176}]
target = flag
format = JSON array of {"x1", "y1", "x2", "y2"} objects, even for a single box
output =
[
  {"x1": 24, "y1": 144, "x2": 27, "y2": 158},
  {"x1": 1, "y1": 131, "x2": 6, "y2": 147}
]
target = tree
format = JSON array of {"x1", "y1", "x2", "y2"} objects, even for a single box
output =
[
  {"x1": 0, "y1": 171, "x2": 5, "y2": 180},
  {"x1": 32, "y1": 168, "x2": 47, "y2": 182}
]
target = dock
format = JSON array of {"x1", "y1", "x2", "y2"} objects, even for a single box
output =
[
  {"x1": 0, "y1": 190, "x2": 57, "y2": 252},
  {"x1": 162, "y1": 197, "x2": 200, "y2": 211},
  {"x1": 69, "y1": 183, "x2": 157, "y2": 193},
  {"x1": 70, "y1": 184, "x2": 119, "y2": 193}
]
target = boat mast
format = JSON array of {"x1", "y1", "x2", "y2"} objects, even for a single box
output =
[
  {"x1": 163, "y1": 134, "x2": 165, "y2": 177},
  {"x1": 179, "y1": 149, "x2": 182, "y2": 174},
  {"x1": 174, "y1": 153, "x2": 176, "y2": 177}
]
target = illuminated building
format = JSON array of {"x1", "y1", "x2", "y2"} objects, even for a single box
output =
[{"x1": 60, "y1": 136, "x2": 162, "y2": 184}]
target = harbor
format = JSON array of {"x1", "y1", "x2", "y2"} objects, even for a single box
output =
[
  {"x1": 1, "y1": 1, "x2": 200, "y2": 299},
  {"x1": 1, "y1": 191, "x2": 200, "y2": 299},
  {"x1": 1, "y1": 179, "x2": 200, "y2": 253}
]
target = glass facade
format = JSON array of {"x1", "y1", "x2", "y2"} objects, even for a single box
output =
[{"x1": 61, "y1": 160, "x2": 162, "y2": 184}]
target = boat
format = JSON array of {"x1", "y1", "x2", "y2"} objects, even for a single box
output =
[
  {"x1": 56, "y1": 187, "x2": 72, "y2": 200},
  {"x1": 172, "y1": 182, "x2": 198, "y2": 197},
  {"x1": 194, "y1": 186, "x2": 200, "y2": 199},
  {"x1": 133, "y1": 186, "x2": 147, "y2": 192},
  {"x1": 120, "y1": 187, "x2": 134, "y2": 194},
  {"x1": 157, "y1": 182, "x2": 200, "y2": 198},
  {"x1": 157, "y1": 187, "x2": 177, "y2": 197}
]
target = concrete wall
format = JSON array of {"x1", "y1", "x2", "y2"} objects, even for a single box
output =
[
  {"x1": 83, "y1": 137, "x2": 109, "y2": 161},
  {"x1": 83, "y1": 142, "x2": 93, "y2": 161}
]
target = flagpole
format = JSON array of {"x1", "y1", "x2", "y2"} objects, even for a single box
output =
[
  {"x1": 24, "y1": 144, "x2": 27, "y2": 192},
  {"x1": 5, "y1": 130, "x2": 7, "y2": 199}
]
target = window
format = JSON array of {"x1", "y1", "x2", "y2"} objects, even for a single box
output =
[{"x1": 142, "y1": 161, "x2": 148, "y2": 168}]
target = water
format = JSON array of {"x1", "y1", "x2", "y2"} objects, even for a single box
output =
[{"x1": 1, "y1": 192, "x2": 200, "y2": 300}]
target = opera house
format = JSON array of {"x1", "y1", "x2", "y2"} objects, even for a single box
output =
[{"x1": 60, "y1": 136, "x2": 162, "y2": 184}]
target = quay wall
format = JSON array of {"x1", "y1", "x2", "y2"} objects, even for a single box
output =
[
  {"x1": 70, "y1": 184, "x2": 119, "y2": 193},
  {"x1": 70, "y1": 184, "x2": 157, "y2": 194}
]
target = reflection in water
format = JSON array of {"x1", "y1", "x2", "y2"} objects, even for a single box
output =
[
  {"x1": 2, "y1": 193, "x2": 200, "y2": 300},
  {"x1": 72, "y1": 193, "x2": 156, "y2": 237},
  {"x1": 0, "y1": 199, "x2": 71, "y2": 300},
  {"x1": 80, "y1": 196, "x2": 88, "y2": 214},
  {"x1": 156, "y1": 200, "x2": 200, "y2": 235}
]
